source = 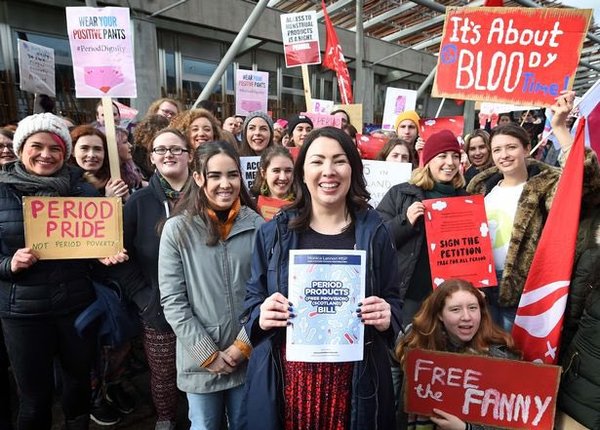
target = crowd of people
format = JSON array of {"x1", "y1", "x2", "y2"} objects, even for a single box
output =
[{"x1": 0, "y1": 89, "x2": 599, "y2": 430}]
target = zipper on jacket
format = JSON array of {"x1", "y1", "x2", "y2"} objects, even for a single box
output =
[{"x1": 163, "y1": 200, "x2": 170, "y2": 218}]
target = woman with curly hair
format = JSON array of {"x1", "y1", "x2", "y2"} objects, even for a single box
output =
[
  {"x1": 396, "y1": 279, "x2": 519, "y2": 430},
  {"x1": 169, "y1": 108, "x2": 222, "y2": 150}
]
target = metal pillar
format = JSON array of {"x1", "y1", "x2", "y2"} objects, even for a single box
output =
[
  {"x1": 192, "y1": 0, "x2": 269, "y2": 108},
  {"x1": 355, "y1": 0, "x2": 364, "y2": 104},
  {"x1": 416, "y1": 65, "x2": 436, "y2": 99}
]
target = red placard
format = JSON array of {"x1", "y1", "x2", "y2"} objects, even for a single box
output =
[
  {"x1": 257, "y1": 195, "x2": 290, "y2": 221},
  {"x1": 419, "y1": 116, "x2": 465, "y2": 143},
  {"x1": 405, "y1": 348, "x2": 561, "y2": 430},
  {"x1": 355, "y1": 133, "x2": 387, "y2": 160},
  {"x1": 283, "y1": 42, "x2": 321, "y2": 68},
  {"x1": 433, "y1": 7, "x2": 592, "y2": 106},
  {"x1": 423, "y1": 195, "x2": 496, "y2": 288}
]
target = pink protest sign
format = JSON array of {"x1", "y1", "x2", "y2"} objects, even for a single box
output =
[
  {"x1": 66, "y1": 7, "x2": 137, "y2": 98},
  {"x1": 301, "y1": 112, "x2": 342, "y2": 130}
]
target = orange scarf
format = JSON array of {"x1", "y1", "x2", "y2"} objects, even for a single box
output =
[{"x1": 207, "y1": 198, "x2": 241, "y2": 240}]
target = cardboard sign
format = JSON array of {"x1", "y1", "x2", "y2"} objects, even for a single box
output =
[
  {"x1": 419, "y1": 116, "x2": 465, "y2": 143},
  {"x1": 66, "y1": 7, "x2": 137, "y2": 98},
  {"x1": 423, "y1": 195, "x2": 496, "y2": 288},
  {"x1": 433, "y1": 7, "x2": 592, "y2": 106},
  {"x1": 405, "y1": 348, "x2": 561, "y2": 430},
  {"x1": 235, "y1": 69, "x2": 269, "y2": 116},
  {"x1": 356, "y1": 134, "x2": 388, "y2": 160},
  {"x1": 334, "y1": 103, "x2": 363, "y2": 133},
  {"x1": 257, "y1": 195, "x2": 290, "y2": 221},
  {"x1": 240, "y1": 156, "x2": 261, "y2": 191},
  {"x1": 17, "y1": 40, "x2": 56, "y2": 96},
  {"x1": 382, "y1": 88, "x2": 417, "y2": 131},
  {"x1": 23, "y1": 197, "x2": 123, "y2": 259},
  {"x1": 363, "y1": 160, "x2": 411, "y2": 208},
  {"x1": 301, "y1": 112, "x2": 342, "y2": 129},
  {"x1": 280, "y1": 11, "x2": 321, "y2": 68}
]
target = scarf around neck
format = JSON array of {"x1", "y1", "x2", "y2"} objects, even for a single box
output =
[{"x1": 0, "y1": 161, "x2": 71, "y2": 196}]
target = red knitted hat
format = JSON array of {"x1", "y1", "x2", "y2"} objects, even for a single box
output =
[{"x1": 422, "y1": 130, "x2": 460, "y2": 166}]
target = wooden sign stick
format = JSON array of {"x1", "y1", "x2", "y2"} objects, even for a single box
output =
[
  {"x1": 102, "y1": 96, "x2": 121, "y2": 180},
  {"x1": 301, "y1": 64, "x2": 313, "y2": 114}
]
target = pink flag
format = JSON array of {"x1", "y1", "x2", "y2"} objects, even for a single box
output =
[
  {"x1": 322, "y1": 0, "x2": 353, "y2": 104},
  {"x1": 511, "y1": 119, "x2": 586, "y2": 364}
]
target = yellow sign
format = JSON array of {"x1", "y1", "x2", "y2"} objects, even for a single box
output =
[
  {"x1": 334, "y1": 103, "x2": 363, "y2": 133},
  {"x1": 23, "y1": 196, "x2": 123, "y2": 259}
]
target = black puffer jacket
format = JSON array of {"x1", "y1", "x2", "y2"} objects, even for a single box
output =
[
  {"x1": 558, "y1": 243, "x2": 600, "y2": 429},
  {"x1": 106, "y1": 173, "x2": 175, "y2": 331},
  {"x1": 0, "y1": 165, "x2": 98, "y2": 318},
  {"x1": 376, "y1": 183, "x2": 425, "y2": 304}
]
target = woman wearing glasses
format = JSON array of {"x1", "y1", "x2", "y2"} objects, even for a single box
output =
[{"x1": 112, "y1": 128, "x2": 192, "y2": 430}]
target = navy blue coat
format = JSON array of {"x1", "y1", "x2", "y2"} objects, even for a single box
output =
[{"x1": 242, "y1": 208, "x2": 402, "y2": 430}]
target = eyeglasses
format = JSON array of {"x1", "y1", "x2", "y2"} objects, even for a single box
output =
[
  {"x1": 152, "y1": 146, "x2": 189, "y2": 155},
  {"x1": 0, "y1": 144, "x2": 14, "y2": 152}
]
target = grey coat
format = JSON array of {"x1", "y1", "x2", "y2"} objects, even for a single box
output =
[{"x1": 159, "y1": 206, "x2": 264, "y2": 393}]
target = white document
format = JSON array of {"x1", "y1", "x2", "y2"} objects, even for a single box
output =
[{"x1": 286, "y1": 249, "x2": 366, "y2": 363}]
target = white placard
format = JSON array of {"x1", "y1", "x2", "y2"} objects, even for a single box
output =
[
  {"x1": 66, "y1": 7, "x2": 137, "y2": 98},
  {"x1": 240, "y1": 156, "x2": 261, "y2": 191},
  {"x1": 287, "y1": 249, "x2": 366, "y2": 363},
  {"x1": 280, "y1": 11, "x2": 321, "y2": 68},
  {"x1": 363, "y1": 160, "x2": 412, "y2": 208},
  {"x1": 311, "y1": 99, "x2": 334, "y2": 114},
  {"x1": 18, "y1": 40, "x2": 55, "y2": 96},
  {"x1": 382, "y1": 88, "x2": 417, "y2": 130}
]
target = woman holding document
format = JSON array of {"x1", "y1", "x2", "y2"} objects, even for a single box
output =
[{"x1": 242, "y1": 127, "x2": 402, "y2": 430}]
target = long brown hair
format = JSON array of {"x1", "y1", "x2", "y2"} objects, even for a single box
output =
[
  {"x1": 171, "y1": 140, "x2": 256, "y2": 246},
  {"x1": 396, "y1": 279, "x2": 518, "y2": 366}
]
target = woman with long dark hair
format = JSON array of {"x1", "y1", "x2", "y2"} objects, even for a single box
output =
[
  {"x1": 243, "y1": 126, "x2": 401, "y2": 430},
  {"x1": 159, "y1": 141, "x2": 263, "y2": 430}
]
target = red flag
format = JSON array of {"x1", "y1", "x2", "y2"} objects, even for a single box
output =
[
  {"x1": 322, "y1": 0, "x2": 353, "y2": 104},
  {"x1": 484, "y1": 0, "x2": 504, "y2": 6},
  {"x1": 511, "y1": 118, "x2": 586, "y2": 364}
]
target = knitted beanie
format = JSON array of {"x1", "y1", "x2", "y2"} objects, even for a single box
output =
[
  {"x1": 287, "y1": 114, "x2": 314, "y2": 134},
  {"x1": 422, "y1": 130, "x2": 460, "y2": 166},
  {"x1": 13, "y1": 113, "x2": 72, "y2": 159},
  {"x1": 243, "y1": 111, "x2": 274, "y2": 139},
  {"x1": 394, "y1": 110, "x2": 421, "y2": 131}
]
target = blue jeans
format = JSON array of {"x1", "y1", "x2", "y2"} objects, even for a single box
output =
[
  {"x1": 485, "y1": 270, "x2": 518, "y2": 332},
  {"x1": 187, "y1": 384, "x2": 246, "y2": 430}
]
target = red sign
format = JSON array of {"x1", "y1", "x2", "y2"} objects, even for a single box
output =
[
  {"x1": 419, "y1": 116, "x2": 464, "y2": 143},
  {"x1": 423, "y1": 195, "x2": 496, "y2": 288},
  {"x1": 257, "y1": 195, "x2": 290, "y2": 221},
  {"x1": 355, "y1": 133, "x2": 387, "y2": 160},
  {"x1": 433, "y1": 7, "x2": 592, "y2": 106},
  {"x1": 405, "y1": 348, "x2": 560, "y2": 430},
  {"x1": 283, "y1": 42, "x2": 321, "y2": 68}
]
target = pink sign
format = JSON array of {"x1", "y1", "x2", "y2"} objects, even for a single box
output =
[
  {"x1": 301, "y1": 112, "x2": 342, "y2": 130},
  {"x1": 66, "y1": 7, "x2": 136, "y2": 98},
  {"x1": 235, "y1": 70, "x2": 269, "y2": 116}
]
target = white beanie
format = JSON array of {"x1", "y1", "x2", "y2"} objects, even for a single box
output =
[{"x1": 13, "y1": 113, "x2": 72, "y2": 159}]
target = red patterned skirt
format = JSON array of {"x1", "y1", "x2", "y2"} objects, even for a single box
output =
[{"x1": 282, "y1": 344, "x2": 353, "y2": 430}]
